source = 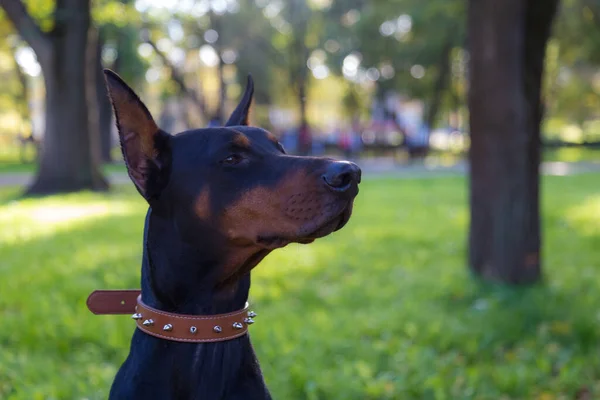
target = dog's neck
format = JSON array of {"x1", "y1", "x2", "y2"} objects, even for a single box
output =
[
  {"x1": 140, "y1": 208, "x2": 255, "y2": 315},
  {"x1": 113, "y1": 209, "x2": 271, "y2": 399}
]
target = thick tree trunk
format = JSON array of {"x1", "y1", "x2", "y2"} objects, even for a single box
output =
[
  {"x1": 467, "y1": 0, "x2": 558, "y2": 284},
  {"x1": 26, "y1": 0, "x2": 108, "y2": 194},
  {"x1": 96, "y1": 32, "x2": 113, "y2": 163}
]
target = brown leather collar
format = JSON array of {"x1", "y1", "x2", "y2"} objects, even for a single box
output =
[{"x1": 86, "y1": 290, "x2": 256, "y2": 343}]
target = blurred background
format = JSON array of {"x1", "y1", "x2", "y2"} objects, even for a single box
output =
[{"x1": 0, "y1": 0, "x2": 599, "y2": 399}]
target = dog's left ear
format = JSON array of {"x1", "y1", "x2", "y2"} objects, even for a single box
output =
[
  {"x1": 104, "y1": 69, "x2": 171, "y2": 202},
  {"x1": 225, "y1": 75, "x2": 254, "y2": 126}
]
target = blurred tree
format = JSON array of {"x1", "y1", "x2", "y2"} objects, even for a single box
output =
[
  {"x1": 142, "y1": 34, "x2": 209, "y2": 117},
  {"x1": 224, "y1": 2, "x2": 278, "y2": 108},
  {"x1": 354, "y1": 0, "x2": 464, "y2": 123},
  {"x1": 95, "y1": 0, "x2": 147, "y2": 162},
  {"x1": 324, "y1": 0, "x2": 465, "y2": 156},
  {"x1": 216, "y1": 2, "x2": 279, "y2": 116},
  {"x1": 262, "y1": 0, "x2": 360, "y2": 152},
  {"x1": 137, "y1": 1, "x2": 276, "y2": 128},
  {"x1": 468, "y1": 0, "x2": 560, "y2": 284},
  {"x1": 96, "y1": 30, "x2": 113, "y2": 162},
  {"x1": 7, "y1": 39, "x2": 31, "y2": 141},
  {"x1": 545, "y1": 0, "x2": 600, "y2": 137},
  {"x1": 0, "y1": 0, "x2": 108, "y2": 194}
]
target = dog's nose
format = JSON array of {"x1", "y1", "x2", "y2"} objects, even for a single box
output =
[{"x1": 322, "y1": 161, "x2": 361, "y2": 192}]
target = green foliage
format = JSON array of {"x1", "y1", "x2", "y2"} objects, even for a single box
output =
[
  {"x1": 0, "y1": 174, "x2": 599, "y2": 398},
  {"x1": 329, "y1": 1, "x2": 463, "y2": 88},
  {"x1": 545, "y1": 0, "x2": 600, "y2": 129}
]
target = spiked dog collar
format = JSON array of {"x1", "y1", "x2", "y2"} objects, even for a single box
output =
[{"x1": 86, "y1": 290, "x2": 256, "y2": 343}]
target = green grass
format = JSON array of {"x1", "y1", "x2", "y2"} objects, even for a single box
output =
[
  {"x1": 0, "y1": 174, "x2": 599, "y2": 399},
  {"x1": 543, "y1": 147, "x2": 600, "y2": 163},
  {"x1": 0, "y1": 162, "x2": 127, "y2": 175}
]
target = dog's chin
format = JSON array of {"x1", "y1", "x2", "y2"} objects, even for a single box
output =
[
  {"x1": 256, "y1": 203, "x2": 354, "y2": 250},
  {"x1": 303, "y1": 205, "x2": 352, "y2": 239}
]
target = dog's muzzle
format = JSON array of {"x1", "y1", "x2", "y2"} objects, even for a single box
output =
[{"x1": 87, "y1": 290, "x2": 255, "y2": 343}]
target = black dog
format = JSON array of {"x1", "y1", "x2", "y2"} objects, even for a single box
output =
[{"x1": 103, "y1": 70, "x2": 361, "y2": 399}]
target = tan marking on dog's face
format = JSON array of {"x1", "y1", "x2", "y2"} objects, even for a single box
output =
[
  {"x1": 218, "y1": 168, "x2": 334, "y2": 247},
  {"x1": 215, "y1": 167, "x2": 335, "y2": 282},
  {"x1": 231, "y1": 132, "x2": 251, "y2": 148},
  {"x1": 266, "y1": 132, "x2": 279, "y2": 144},
  {"x1": 194, "y1": 187, "x2": 211, "y2": 220}
]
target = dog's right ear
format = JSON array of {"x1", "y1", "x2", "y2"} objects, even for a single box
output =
[
  {"x1": 104, "y1": 69, "x2": 171, "y2": 201},
  {"x1": 225, "y1": 75, "x2": 254, "y2": 126}
]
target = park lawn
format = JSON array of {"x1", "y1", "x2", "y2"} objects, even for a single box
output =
[
  {"x1": 0, "y1": 174, "x2": 598, "y2": 399},
  {"x1": 0, "y1": 162, "x2": 127, "y2": 175}
]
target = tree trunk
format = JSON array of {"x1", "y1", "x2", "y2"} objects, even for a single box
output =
[
  {"x1": 293, "y1": 43, "x2": 310, "y2": 155},
  {"x1": 426, "y1": 39, "x2": 453, "y2": 132},
  {"x1": 216, "y1": 56, "x2": 226, "y2": 124},
  {"x1": 96, "y1": 31, "x2": 113, "y2": 163},
  {"x1": 467, "y1": 0, "x2": 558, "y2": 284},
  {"x1": 212, "y1": 12, "x2": 226, "y2": 125},
  {"x1": 26, "y1": 0, "x2": 108, "y2": 194},
  {"x1": 297, "y1": 81, "x2": 311, "y2": 155},
  {"x1": 287, "y1": 0, "x2": 311, "y2": 155}
]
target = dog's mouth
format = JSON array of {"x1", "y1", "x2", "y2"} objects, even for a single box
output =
[
  {"x1": 303, "y1": 204, "x2": 352, "y2": 238},
  {"x1": 257, "y1": 201, "x2": 353, "y2": 250}
]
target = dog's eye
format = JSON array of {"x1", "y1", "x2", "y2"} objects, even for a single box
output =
[{"x1": 222, "y1": 154, "x2": 244, "y2": 165}]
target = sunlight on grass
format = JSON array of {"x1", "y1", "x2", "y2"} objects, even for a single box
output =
[
  {"x1": 0, "y1": 174, "x2": 599, "y2": 399},
  {"x1": 565, "y1": 195, "x2": 600, "y2": 236},
  {"x1": 0, "y1": 192, "x2": 140, "y2": 244}
]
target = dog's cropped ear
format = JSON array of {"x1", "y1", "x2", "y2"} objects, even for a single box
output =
[
  {"x1": 225, "y1": 75, "x2": 254, "y2": 126},
  {"x1": 104, "y1": 69, "x2": 171, "y2": 201}
]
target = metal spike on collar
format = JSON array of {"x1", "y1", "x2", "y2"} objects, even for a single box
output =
[
  {"x1": 247, "y1": 311, "x2": 257, "y2": 318},
  {"x1": 190, "y1": 326, "x2": 197, "y2": 334},
  {"x1": 244, "y1": 318, "x2": 255, "y2": 325},
  {"x1": 142, "y1": 319, "x2": 154, "y2": 327},
  {"x1": 131, "y1": 313, "x2": 142, "y2": 320},
  {"x1": 163, "y1": 324, "x2": 173, "y2": 332},
  {"x1": 213, "y1": 325, "x2": 222, "y2": 333},
  {"x1": 232, "y1": 322, "x2": 243, "y2": 330}
]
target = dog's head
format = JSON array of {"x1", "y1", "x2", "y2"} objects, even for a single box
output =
[{"x1": 105, "y1": 70, "x2": 360, "y2": 283}]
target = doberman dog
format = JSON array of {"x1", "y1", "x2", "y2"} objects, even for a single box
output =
[{"x1": 102, "y1": 70, "x2": 361, "y2": 399}]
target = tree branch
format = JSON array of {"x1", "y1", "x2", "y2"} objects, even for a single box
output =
[
  {"x1": 144, "y1": 36, "x2": 209, "y2": 118},
  {"x1": 0, "y1": 0, "x2": 52, "y2": 64}
]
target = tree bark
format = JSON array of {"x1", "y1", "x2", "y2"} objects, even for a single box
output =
[
  {"x1": 22, "y1": 0, "x2": 108, "y2": 194},
  {"x1": 468, "y1": 0, "x2": 558, "y2": 284}
]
